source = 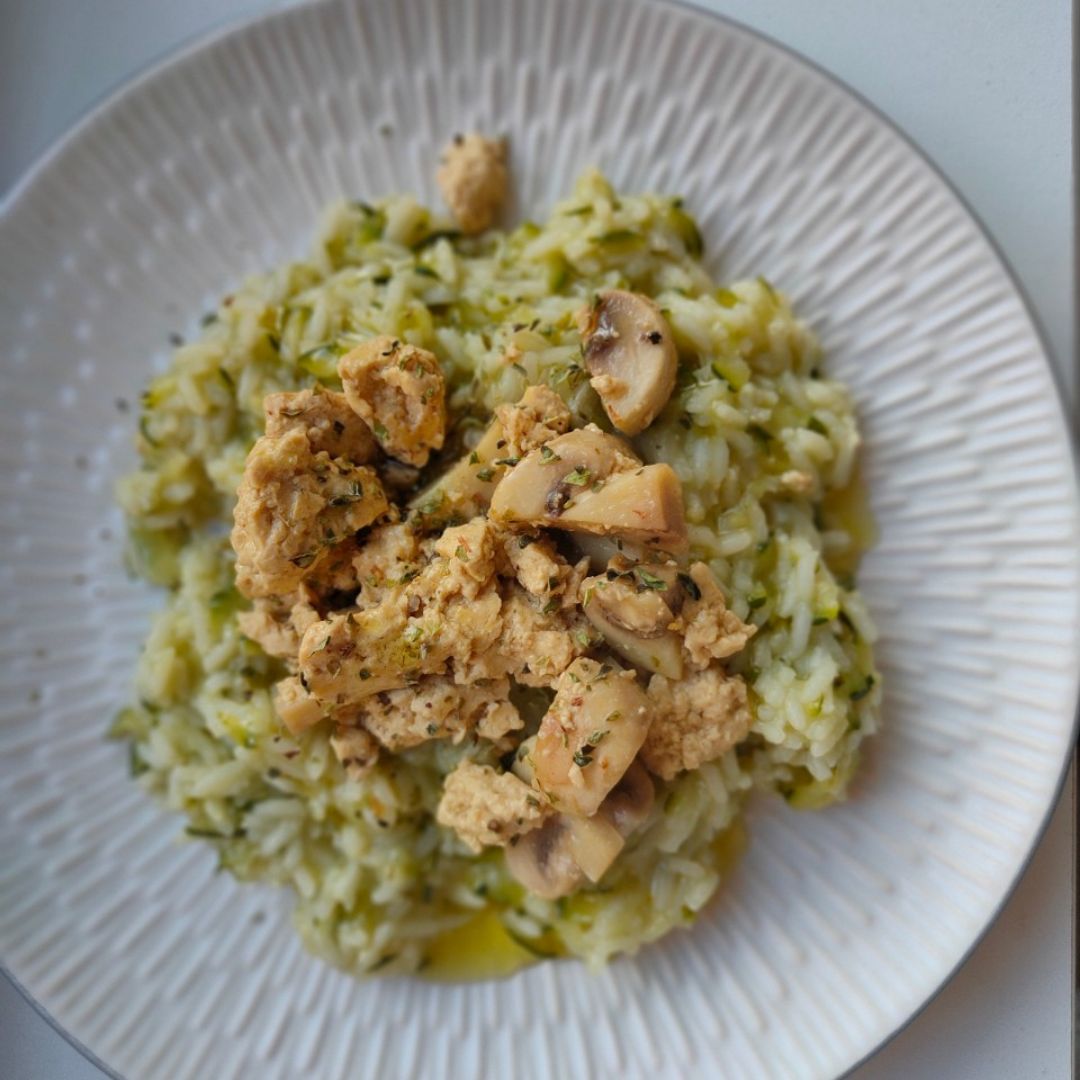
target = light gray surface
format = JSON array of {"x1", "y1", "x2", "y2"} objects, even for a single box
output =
[{"x1": 0, "y1": 1, "x2": 1073, "y2": 1078}]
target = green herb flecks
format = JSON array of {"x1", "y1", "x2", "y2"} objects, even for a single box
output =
[{"x1": 635, "y1": 569, "x2": 667, "y2": 591}]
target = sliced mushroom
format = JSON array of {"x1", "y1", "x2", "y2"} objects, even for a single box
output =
[
  {"x1": 507, "y1": 741, "x2": 651, "y2": 895},
  {"x1": 560, "y1": 466, "x2": 687, "y2": 551},
  {"x1": 569, "y1": 532, "x2": 646, "y2": 573},
  {"x1": 490, "y1": 427, "x2": 687, "y2": 551},
  {"x1": 511, "y1": 734, "x2": 540, "y2": 785},
  {"x1": 409, "y1": 416, "x2": 508, "y2": 529},
  {"x1": 504, "y1": 817, "x2": 585, "y2": 900},
  {"x1": 409, "y1": 384, "x2": 570, "y2": 530},
  {"x1": 562, "y1": 813, "x2": 625, "y2": 882},
  {"x1": 581, "y1": 557, "x2": 685, "y2": 678},
  {"x1": 531, "y1": 657, "x2": 652, "y2": 818},
  {"x1": 578, "y1": 290, "x2": 678, "y2": 435},
  {"x1": 598, "y1": 760, "x2": 655, "y2": 837}
]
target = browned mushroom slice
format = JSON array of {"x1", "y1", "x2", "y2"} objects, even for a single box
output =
[
  {"x1": 408, "y1": 415, "x2": 508, "y2": 528},
  {"x1": 560, "y1": 467, "x2": 687, "y2": 551},
  {"x1": 562, "y1": 813, "x2": 625, "y2": 882},
  {"x1": 581, "y1": 563, "x2": 684, "y2": 679},
  {"x1": 578, "y1": 290, "x2": 678, "y2": 435},
  {"x1": 503, "y1": 817, "x2": 585, "y2": 900},
  {"x1": 490, "y1": 427, "x2": 688, "y2": 551},
  {"x1": 409, "y1": 385, "x2": 573, "y2": 530},
  {"x1": 598, "y1": 760, "x2": 655, "y2": 837},
  {"x1": 507, "y1": 740, "x2": 651, "y2": 896},
  {"x1": 569, "y1": 532, "x2": 647, "y2": 572},
  {"x1": 531, "y1": 657, "x2": 652, "y2": 818}
]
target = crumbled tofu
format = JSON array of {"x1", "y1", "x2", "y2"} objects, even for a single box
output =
[
  {"x1": 360, "y1": 676, "x2": 521, "y2": 750},
  {"x1": 680, "y1": 563, "x2": 756, "y2": 668},
  {"x1": 338, "y1": 336, "x2": 446, "y2": 467},
  {"x1": 263, "y1": 387, "x2": 378, "y2": 463},
  {"x1": 436, "y1": 760, "x2": 549, "y2": 853},
  {"x1": 299, "y1": 606, "x2": 411, "y2": 706},
  {"x1": 299, "y1": 534, "x2": 506, "y2": 708},
  {"x1": 493, "y1": 384, "x2": 572, "y2": 459},
  {"x1": 503, "y1": 533, "x2": 561, "y2": 597},
  {"x1": 330, "y1": 724, "x2": 379, "y2": 779},
  {"x1": 640, "y1": 668, "x2": 752, "y2": 780},
  {"x1": 351, "y1": 521, "x2": 421, "y2": 604},
  {"x1": 433, "y1": 518, "x2": 503, "y2": 589},
  {"x1": 435, "y1": 133, "x2": 508, "y2": 234},
  {"x1": 237, "y1": 592, "x2": 320, "y2": 660},
  {"x1": 504, "y1": 532, "x2": 587, "y2": 607},
  {"x1": 273, "y1": 675, "x2": 325, "y2": 735},
  {"x1": 231, "y1": 428, "x2": 388, "y2": 598},
  {"x1": 489, "y1": 586, "x2": 590, "y2": 687},
  {"x1": 303, "y1": 536, "x2": 363, "y2": 595}
]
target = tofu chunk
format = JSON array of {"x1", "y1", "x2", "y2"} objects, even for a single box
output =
[
  {"x1": 351, "y1": 521, "x2": 421, "y2": 605},
  {"x1": 237, "y1": 592, "x2": 321, "y2": 660},
  {"x1": 231, "y1": 428, "x2": 389, "y2": 598},
  {"x1": 486, "y1": 585, "x2": 591, "y2": 687},
  {"x1": 435, "y1": 133, "x2": 508, "y2": 234},
  {"x1": 359, "y1": 676, "x2": 521, "y2": 751},
  {"x1": 680, "y1": 562, "x2": 756, "y2": 668},
  {"x1": 338, "y1": 336, "x2": 445, "y2": 467},
  {"x1": 432, "y1": 518, "x2": 504, "y2": 589},
  {"x1": 493, "y1": 384, "x2": 573, "y2": 459},
  {"x1": 298, "y1": 539, "x2": 506, "y2": 709},
  {"x1": 329, "y1": 724, "x2": 380, "y2": 780},
  {"x1": 503, "y1": 532, "x2": 586, "y2": 605},
  {"x1": 640, "y1": 668, "x2": 752, "y2": 780},
  {"x1": 436, "y1": 760, "x2": 549, "y2": 853},
  {"x1": 263, "y1": 387, "x2": 378, "y2": 462}
]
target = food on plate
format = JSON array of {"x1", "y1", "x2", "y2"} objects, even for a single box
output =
[
  {"x1": 436, "y1": 132, "x2": 508, "y2": 234},
  {"x1": 113, "y1": 136, "x2": 880, "y2": 977}
]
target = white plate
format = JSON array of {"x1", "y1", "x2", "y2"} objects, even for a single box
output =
[{"x1": 1, "y1": 0, "x2": 1077, "y2": 1077}]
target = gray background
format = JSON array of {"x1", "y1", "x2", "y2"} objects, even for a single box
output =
[{"x1": 1, "y1": 1, "x2": 1073, "y2": 1077}]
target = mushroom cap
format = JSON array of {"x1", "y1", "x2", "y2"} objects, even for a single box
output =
[
  {"x1": 532, "y1": 657, "x2": 653, "y2": 818},
  {"x1": 504, "y1": 817, "x2": 585, "y2": 900},
  {"x1": 579, "y1": 289, "x2": 678, "y2": 436},
  {"x1": 600, "y1": 760, "x2": 655, "y2": 837},
  {"x1": 489, "y1": 426, "x2": 688, "y2": 552}
]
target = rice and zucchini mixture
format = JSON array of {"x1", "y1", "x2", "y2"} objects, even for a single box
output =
[{"x1": 114, "y1": 166, "x2": 879, "y2": 976}]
